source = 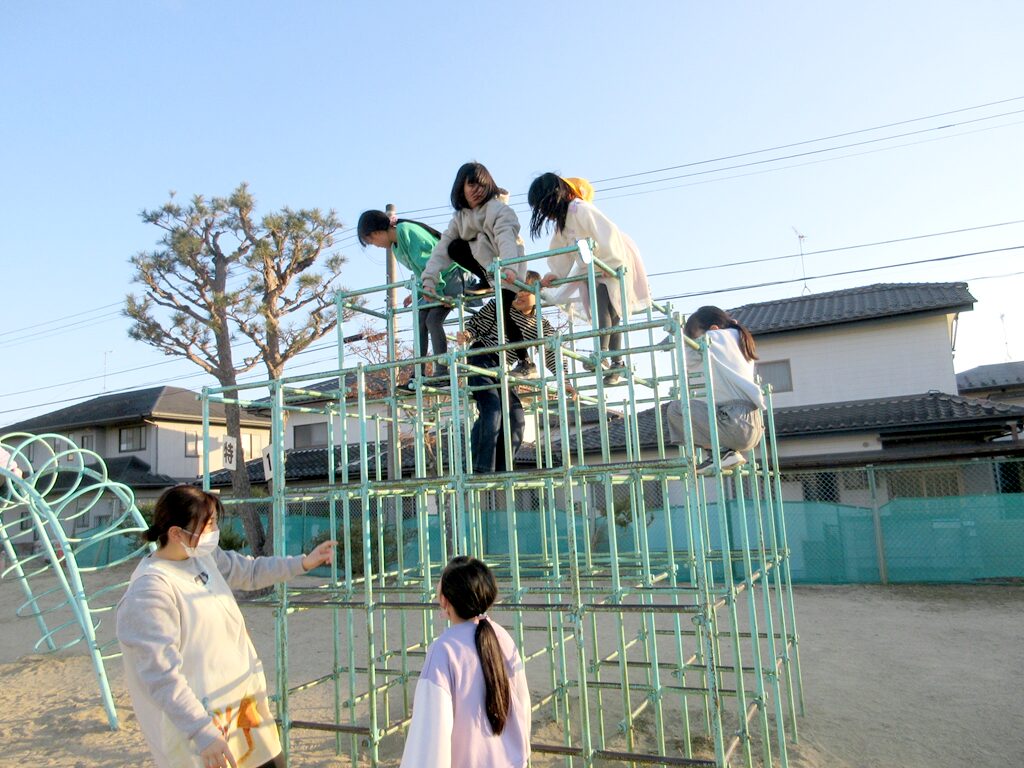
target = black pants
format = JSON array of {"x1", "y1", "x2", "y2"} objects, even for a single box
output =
[
  {"x1": 448, "y1": 239, "x2": 528, "y2": 361},
  {"x1": 596, "y1": 283, "x2": 623, "y2": 365}
]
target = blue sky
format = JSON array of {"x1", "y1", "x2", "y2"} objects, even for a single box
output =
[{"x1": 2, "y1": 1, "x2": 1022, "y2": 422}]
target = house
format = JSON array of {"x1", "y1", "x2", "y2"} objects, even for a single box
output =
[
  {"x1": 956, "y1": 361, "x2": 1024, "y2": 409},
  {"x1": 2, "y1": 386, "x2": 271, "y2": 519}
]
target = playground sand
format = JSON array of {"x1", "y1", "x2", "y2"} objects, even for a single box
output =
[{"x1": 1, "y1": 565, "x2": 1022, "y2": 767}]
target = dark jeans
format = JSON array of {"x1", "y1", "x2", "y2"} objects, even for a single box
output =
[
  {"x1": 448, "y1": 239, "x2": 528, "y2": 362},
  {"x1": 596, "y1": 283, "x2": 623, "y2": 365},
  {"x1": 468, "y1": 351, "x2": 525, "y2": 473}
]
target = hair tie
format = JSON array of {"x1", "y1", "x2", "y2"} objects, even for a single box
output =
[
  {"x1": 477, "y1": 613, "x2": 489, "y2": 622},
  {"x1": 388, "y1": 213, "x2": 398, "y2": 227}
]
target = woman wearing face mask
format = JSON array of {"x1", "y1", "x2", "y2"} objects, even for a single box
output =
[{"x1": 116, "y1": 485, "x2": 336, "y2": 768}]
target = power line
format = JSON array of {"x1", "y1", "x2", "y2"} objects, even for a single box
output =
[
  {"x1": 393, "y1": 96, "x2": 1024, "y2": 216},
  {"x1": 647, "y1": 218, "x2": 1024, "y2": 278},
  {"x1": 0, "y1": 302, "x2": 123, "y2": 339},
  {"x1": 589, "y1": 95, "x2": 1024, "y2": 184},
  {"x1": 654, "y1": 245, "x2": 1024, "y2": 302}
]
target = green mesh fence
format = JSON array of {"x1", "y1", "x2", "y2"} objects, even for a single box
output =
[
  {"x1": 107, "y1": 458, "x2": 1024, "y2": 585},
  {"x1": 780, "y1": 458, "x2": 1024, "y2": 584}
]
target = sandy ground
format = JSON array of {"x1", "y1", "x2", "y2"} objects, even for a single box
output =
[{"x1": 1, "y1": 562, "x2": 1022, "y2": 767}]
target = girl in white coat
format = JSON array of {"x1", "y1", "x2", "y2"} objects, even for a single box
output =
[
  {"x1": 528, "y1": 173, "x2": 651, "y2": 384},
  {"x1": 116, "y1": 485, "x2": 336, "y2": 768}
]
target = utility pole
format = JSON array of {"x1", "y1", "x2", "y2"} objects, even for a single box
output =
[{"x1": 385, "y1": 204, "x2": 401, "y2": 486}]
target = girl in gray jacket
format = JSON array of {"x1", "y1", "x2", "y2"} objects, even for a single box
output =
[{"x1": 421, "y1": 162, "x2": 536, "y2": 378}]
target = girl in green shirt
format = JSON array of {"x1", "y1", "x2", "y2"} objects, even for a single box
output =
[{"x1": 358, "y1": 210, "x2": 468, "y2": 387}]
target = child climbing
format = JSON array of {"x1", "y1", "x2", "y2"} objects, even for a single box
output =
[
  {"x1": 400, "y1": 556, "x2": 531, "y2": 768},
  {"x1": 456, "y1": 271, "x2": 561, "y2": 474},
  {"x1": 527, "y1": 173, "x2": 652, "y2": 385},
  {"x1": 421, "y1": 162, "x2": 537, "y2": 378},
  {"x1": 358, "y1": 210, "x2": 470, "y2": 388},
  {"x1": 666, "y1": 306, "x2": 764, "y2": 475}
]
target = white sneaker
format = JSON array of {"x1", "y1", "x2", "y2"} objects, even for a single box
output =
[{"x1": 696, "y1": 450, "x2": 746, "y2": 476}]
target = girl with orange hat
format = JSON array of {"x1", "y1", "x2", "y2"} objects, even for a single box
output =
[{"x1": 527, "y1": 173, "x2": 651, "y2": 385}]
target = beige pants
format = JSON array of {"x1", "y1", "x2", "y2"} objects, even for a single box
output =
[{"x1": 667, "y1": 399, "x2": 763, "y2": 453}]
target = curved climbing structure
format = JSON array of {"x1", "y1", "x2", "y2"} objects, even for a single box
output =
[{"x1": 0, "y1": 432, "x2": 150, "y2": 729}]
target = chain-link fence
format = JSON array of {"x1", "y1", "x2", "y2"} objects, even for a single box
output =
[{"x1": 779, "y1": 456, "x2": 1024, "y2": 584}]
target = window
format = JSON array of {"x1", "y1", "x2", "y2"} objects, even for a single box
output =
[
  {"x1": 801, "y1": 472, "x2": 840, "y2": 503},
  {"x1": 241, "y1": 433, "x2": 254, "y2": 460},
  {"x1": 755, "y1": 360, "x2": 793, "y2": 393},
  {"x1": 995, "y1": 461, "x2": 1024, "y2": 494},
  {"x1": 841, "y1": 470, "x2": 869, "y2": 490},
  {"x1": 79, "y1": 434, "x2": 94, "y2": 451},
  {"x1": 185, "y1": 431, "x2": 200, "y2": 457},
  {"x1": 119, "y1": 426, "x2": 146, "y2": 452},
  {"x1": 887, "y1": 469, "x2": 961, "y2": 499},
  {"x1": 293, "y1": 422, "x2": 329, "y2": 449}
]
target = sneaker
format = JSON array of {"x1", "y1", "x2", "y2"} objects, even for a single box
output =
[
  {"x1": 397, "y1": 380, "x2": 417, "y2": 394},
  {"x1": 582, "y1": 356, "x2": 609, "y2": 373},
  {"x1": 602, "y1": 371, "x2": 622, "y2": 386},
  {"x1": 696, "y1": 449, "x2": 747, "y2": 476},
  {"x1": 720, "y1": 449, "x2": 746, "y2": 472},
  {"x1": 464, "y1": 278, "x2": 492, "y2": 295},
  {"x1": 694, "y1": 455, "x2": 715, "y2": 476},
  {"x1": 510, "y1": 359, "x2": 538, "y2": 378}
]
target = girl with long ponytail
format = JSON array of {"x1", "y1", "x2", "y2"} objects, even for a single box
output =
[{"x1": 400, "y1": 556, "x2": 531, "y2": 768}]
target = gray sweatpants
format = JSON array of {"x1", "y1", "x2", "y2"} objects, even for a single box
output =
[{"x1": 666, "y1": 399, "x2": 763, "y2": 453}]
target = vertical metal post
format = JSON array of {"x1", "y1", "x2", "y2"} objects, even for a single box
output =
[{"x1": 868, "y1": 466, "x2": 889, "y2": 584}]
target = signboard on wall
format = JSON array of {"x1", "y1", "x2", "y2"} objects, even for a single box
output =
[{"x1": 222, "y1": 436, "x2": 237, "y2": 471}]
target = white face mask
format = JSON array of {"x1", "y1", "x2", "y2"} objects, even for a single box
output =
[{"x1": 182, "y1": 528, "x2": 219, "y2": 559}]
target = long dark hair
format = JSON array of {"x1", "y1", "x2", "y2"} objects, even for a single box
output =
[
  {"x1": 440, "y1": 556, "x2": 510, "y2": 734},
  {"x1": 356, "y1": 210, "x2": 442, "y2": 246},
  {"x1": 144, "y1": 485, "x2": 220, "y2": 547},
  {"x1": 450, "y1": 162, "x2": 501, "y2": 211},
  {"x1": 684, "y1": 306, "x2": 758, "y2": 362},
  {"x1": 527, "y1": 172, "x2": 577, "y2": 239}
]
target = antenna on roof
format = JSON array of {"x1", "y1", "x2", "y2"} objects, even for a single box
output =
[
  {"x1": 792, "y1": 227, "x2": 809, "y2": 295},
  {"x1": 102, "y1": 350, "x2": 114, "y2": 392}
]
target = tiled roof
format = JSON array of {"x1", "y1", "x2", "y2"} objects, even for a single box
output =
[
  {"x1": 728, "y1": 282, "x2": 975, "y2": 335},
  {"x1": 773, "y1": 392, "x2": 1024, "y2": 436},
  {"x1": 50, "y1": 456, "x2": 179, "y2": 491},
  {"x1": 208, "y1": 437, "x2": 541, "y2": 486},
  {"x1": 562, "y1": 392, "x2": 1024, "y2": 456},
  {"x1": 208, "y1": 444, "x2": 364, "y2": 486},
  {"x1": 956, "y1": 361, "x2": 1024, "y2": 392},
  {"x1": 3, "y1": 386, "x2": 268, "y2": 433}
]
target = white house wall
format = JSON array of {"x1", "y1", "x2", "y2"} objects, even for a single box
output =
[
  {"x1": 758, "y1": 314, "x2": 958, "y2": 407},
  {"x1": 287, "y1": 406, "x2": 413, "y2": 450},
  {"x1": 101, "y1": 422, "x2": 269, "y2": 481},
  {"x1": 775, "y1": 433, "x2": 882, "y2": 458}
]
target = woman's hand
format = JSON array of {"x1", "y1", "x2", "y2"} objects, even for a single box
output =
[
  {"x1": 455, "y1": 330, "x2": 473, "y2": 346},
  {"x1": 403, "y1": 294, "x2": 413, "y2": 308},
  {"x1": 541, "y1": 273, "x2": 557, "y2": 288},
  {"x1": 302, "y1": 540, "x2": 338, "y2": 572},
  {"x1": 200, "y1": 737, "x2": 237, "y2": 768},
  {"x1": 502, "y1": 268, "x2": 517, "y2": 284}
]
